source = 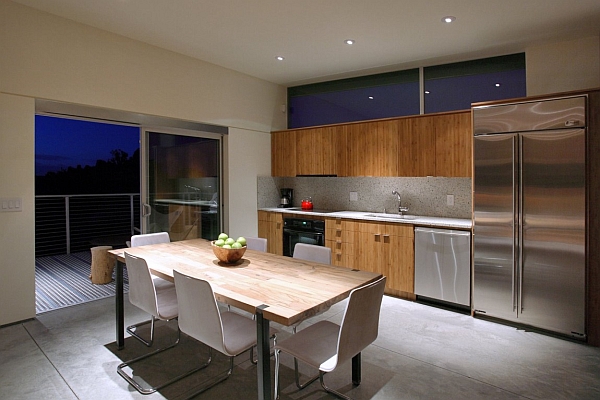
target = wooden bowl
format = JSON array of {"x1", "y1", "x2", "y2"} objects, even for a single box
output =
[{"x1": 211, "y1": 241, "x2": 247, "y2": 263}]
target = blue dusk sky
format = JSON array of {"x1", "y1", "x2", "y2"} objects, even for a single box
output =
[{"x1": 35, "y1": 115, "x2": 140, "y2": 176}]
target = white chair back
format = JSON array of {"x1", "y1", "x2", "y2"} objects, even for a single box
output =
[
  {"x1": 173, "y1": 270, "x2": 227, "y2": 354},
  {"x1": 131, "y1": 232, "x2": 170, "y2": 247},
  {"x1": 246, "y1": 237, "x2": 268, "y2": 252},
  {"x1": 328, "y1": 276, "x2": 386, "y2": 371},
  {"x1": 125, "y1": 253, "x2": 159, "y2": 317},
  {"x1": 293, "y1": 243, "x2": 331, "y2": 264}
]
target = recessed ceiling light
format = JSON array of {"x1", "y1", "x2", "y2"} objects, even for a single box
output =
[
  {"x1": 425, "y1": 90, "x2": 430, "y2": 94},
  {"x1": 495, "y1": 83, "x2": 501, "y2": 87},
  {"x1": 344, "y1": 39, "x2": 355, "y2": 45},
  {"x1": 368, "y1": 96, "x2": 374, "y2": 100},
  {"x1": 276, "y1": 56, "x2": 285, "y2": 61},
  {"x1": 442, "y1": 16, "x2": 456, "y2": 23}
]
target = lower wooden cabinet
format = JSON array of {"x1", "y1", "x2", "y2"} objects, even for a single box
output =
[
  {"x1": 326, "y1": 217, "x2": 415, "y2": 295},
  {"x1": 257, "y1": 211, "x2": 283, "y2": 255},
  {"x1": 325, "y1": 218, "x2": 356, "y2": 269},
  {"x1": 354, "y1": 221, "x2": 414, "y2": 294},
  {"x1": 260, "y1": 212, "x2": 415, "y2": 295}
]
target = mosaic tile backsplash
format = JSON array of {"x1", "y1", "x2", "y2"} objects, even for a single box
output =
[{"x1": 258, "y1": 176, "x2": 472, "y2": 219}]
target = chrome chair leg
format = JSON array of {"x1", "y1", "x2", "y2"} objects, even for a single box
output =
[
  {"x1": 181, "y1": 356, "x2": 234, "y2": 400},
  {"x1": 320, "y1": 372, "x2": 352, "y2": 400},
  {"x1": 250, "y1": 333, "x2": 277, "y2": 365},
  {"x1": 126, "y1": 315, "x2": 157, "y2": 347},
  {"x1": 117, "y1": 330, "x2": 212, "y2": 395}
]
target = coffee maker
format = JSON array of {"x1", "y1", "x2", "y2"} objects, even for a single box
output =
[{"x1": 278, "y1": 188, "x2": 293, "y2": 208}]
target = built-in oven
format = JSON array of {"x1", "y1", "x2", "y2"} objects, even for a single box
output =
[{"x1": 283, "y1": 217, "x2": 325, "y2": 257}]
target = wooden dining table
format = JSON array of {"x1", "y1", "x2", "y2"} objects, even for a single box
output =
[{"x1": 108, "y1": 238, "x2": 382, "y2": 400}]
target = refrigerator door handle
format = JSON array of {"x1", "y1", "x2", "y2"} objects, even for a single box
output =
[{"x1": 516, "y1": 134, "x2": 523, "y2": 314}]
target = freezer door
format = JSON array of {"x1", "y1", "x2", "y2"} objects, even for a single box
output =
[
  {"x1": 519, "y1": 129, "x2": 586, "y2": 337},
  {"x1": 473, "y1": 134, "x2": 517, "y2": 321}
]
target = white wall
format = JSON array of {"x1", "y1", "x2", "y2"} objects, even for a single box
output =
[
  {"x1": 0, "y1": 0, "x2": 285, "y2": 325},
  {"x1": 227, "y1": 128, "x2": 272, "y2": 238},
  {"x1": 526, "y1": 35, "x2": 600, "y2": 96},
  {"x1": 0, "y1": 93, "x2": 36, "y2": 323}
]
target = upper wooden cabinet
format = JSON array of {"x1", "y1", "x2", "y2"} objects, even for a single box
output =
[
  {"x1": 271, "y1": 130, "x2": 296, "y2": 177},
  {"x1": 272, "y1": 110, "x2": 472, "y2": 178},
  {"x1": 434, "y1": 111, "x2": 472, "y2": 177},
  {"x1": 296, "y1": 126, "x2": 337, "y2": 176},
  {"x1": 338, "y1": 120, "x2": 399, "y2": 177}
]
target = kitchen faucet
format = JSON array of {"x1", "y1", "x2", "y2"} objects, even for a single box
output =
[{"x1": 392, "y1": 190, "x2": 409, "y2": 216}]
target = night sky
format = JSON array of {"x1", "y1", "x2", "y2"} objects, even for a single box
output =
[{"x1": 35, "y1": 115, "x2": 140, "y2": 176}]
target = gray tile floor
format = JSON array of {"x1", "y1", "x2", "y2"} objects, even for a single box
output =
[{"x1": 1, "y1": 294, "x2": 599, "y2": 400}]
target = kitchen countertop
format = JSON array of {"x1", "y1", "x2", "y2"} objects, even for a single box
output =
[{"x1": 259, "y1": 207, "x2": 472, "y2": 230}]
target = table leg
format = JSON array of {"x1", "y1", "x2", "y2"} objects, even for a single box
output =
[
  {"x1": 115, "y1": 259, "x2": 125, "y2": 349},
  {"x1": 352, "y1": 352, "x2": 361, "y2": 386},
  {"x1": 255, "y1": 305, "x2": 272, "y2": 400}
]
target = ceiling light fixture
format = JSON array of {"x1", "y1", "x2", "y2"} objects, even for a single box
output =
[
  {"x1": 345, "y1": 39, "x2": 355, "y2": 45},
  {"x1": 495, "y1": 83, "x2": 501, "y2": 87},
  {"x1": 425, "y1": 90, "x2": 430, "y2": 94},
  {"x1": 442, "y1": 16, "x2": 456, "y2": 23},
  {"x1": 368, "y1": 96, "x2": 374, "y2": 100},
  {"x1": 276, "y1": 56, "x2": 285, "y2": 61}
]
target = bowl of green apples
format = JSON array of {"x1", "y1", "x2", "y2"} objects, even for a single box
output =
[{"x1": 211, "y1": 233, "x2": 247, "y2": 263}]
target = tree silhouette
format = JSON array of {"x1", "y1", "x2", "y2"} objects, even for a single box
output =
[{"x1": 36, "y1": 149, "x2": 140, "y2": 195}]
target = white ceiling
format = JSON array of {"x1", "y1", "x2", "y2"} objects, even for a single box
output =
[{"x1": 10, "y1": 0, "x2": 600, "y2": 86}]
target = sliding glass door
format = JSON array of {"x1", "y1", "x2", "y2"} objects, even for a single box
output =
[{"x1": 141, "y1": 127, "x2": 223, "y2": 241}]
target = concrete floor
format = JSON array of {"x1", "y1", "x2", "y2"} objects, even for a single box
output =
[{"x1": 1, "y1": 294, "x2": 599, "y2": 400}]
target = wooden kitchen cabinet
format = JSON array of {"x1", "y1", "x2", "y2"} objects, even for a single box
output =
[
  {"x1": 296, "y1": 126, "x2": 337, "y2": 176},
  {"x1": 271, "y1": 130, "x2": 296, "y2": 177},
  {"x1": 275, "y1": 109, "x2": 471, "y2": 178},
  {"x1": 434, "y1": 111, "x2": 472, "y2": 177},
  {"x1": 338, "y1": 120, "x2": 400, "y2": 177},
  {"x1": 325, "y1": 218, "x2": 356, "y2": 268},
  {"x1": 354, "y1": 221, "x2": 414, "y2": 294},
  {"x1": 257, "y1": 211, "x2": 283, "y2": 255},
  {"x1": 397, "y1": 116, "x2": 436, "y2": 177}
]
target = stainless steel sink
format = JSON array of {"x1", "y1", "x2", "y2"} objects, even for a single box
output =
[{"x1": 364, "y1": 213, "x2": 417, "y2": 220}]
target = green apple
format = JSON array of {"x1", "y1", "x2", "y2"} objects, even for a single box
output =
[
  {"x1": 224, "y1": 237, "x2": 235, "y2": 246},
  {"x1": 231, "y1": 242, "x2": 243, "y2": 249},
  {"x1": 236, "y1": 237, "x2": 247, "y2": 246},
  {"x1": 222, "y1": 244, "x2": 232, "y2": 249},
  {"x1": 218, "y1": 232, "x2": 229, "y2": 240},
  {"x1": 214, "y1": 239, "x2": 225, "y2": 247}
]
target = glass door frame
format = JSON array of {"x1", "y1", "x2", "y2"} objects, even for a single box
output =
[{"x1": 140, "y1": 125, "x2": 225, "y2": 238}]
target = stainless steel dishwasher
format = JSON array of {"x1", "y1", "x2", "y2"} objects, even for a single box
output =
[{"x1": 414, "y1": 227, "x2": 471, "y2": 306}]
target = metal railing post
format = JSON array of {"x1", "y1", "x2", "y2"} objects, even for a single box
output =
[
  {"x1": 65, "y1": 196, "x2": 71, "y2": 254},
  {"x1": 130, "y1": 194, "x2": 134, "y2": 235}
]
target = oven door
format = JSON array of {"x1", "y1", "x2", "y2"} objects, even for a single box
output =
[{"x1": 283, "y1": 228, "x2": 325, "y2": 257}]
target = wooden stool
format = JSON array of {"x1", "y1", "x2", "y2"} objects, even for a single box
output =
[{"x1": 90, "y1": 246, "x2": 114, "y2": 284}]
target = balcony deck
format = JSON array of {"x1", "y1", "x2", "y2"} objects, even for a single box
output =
[{"x1": 35, "y1": 251, "x2": 129, "y2": 314}]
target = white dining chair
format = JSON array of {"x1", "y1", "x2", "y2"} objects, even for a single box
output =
[
  {"x1": 173, "y1": 270, "x2": 278, "y2": 397},
  {"x1": 118, "y1": 253, "x2": 208, "y2": 394},
  {"x1": 293, "y1": 243, "x2": 331, "y2": 264},
  {"x1": 292, "y1": 243, "x2": 332, "y2": 331},
  {"x1": 246, "y1": 237, "x2": 268, "y2": 252},
  {"x1": 125, "y1": 231, "x2": 171, "y2": 345},
  {"x1": 274, "y1": 276, "x2": 386, "y2": 400},
  {"x1": 130, "y1": 231, "x2": 170, "y2": 247}
]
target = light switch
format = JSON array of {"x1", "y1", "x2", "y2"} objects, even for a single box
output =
[
  {"x1": 0, "y1": 197, "x2": 22, "y2": 212},
  {"x1": 349, "y1": 191, "x2": 358, "y2": 201}
]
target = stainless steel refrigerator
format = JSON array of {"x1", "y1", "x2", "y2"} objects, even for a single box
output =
[{"x1": 472, "y1": 95, "x2": 586, "y2": 339}]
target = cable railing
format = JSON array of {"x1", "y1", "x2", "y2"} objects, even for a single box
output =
[{"x1": 35, "y1": 194, "x2": 140, "y2": 257}]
